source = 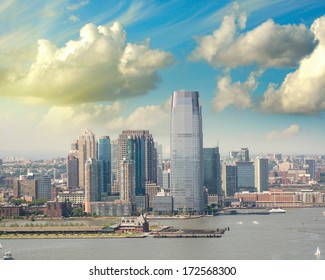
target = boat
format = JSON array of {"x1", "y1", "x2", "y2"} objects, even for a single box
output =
[
  {"x1": 315, "y1": 247, "x2": 321, "y2": 257},
  {"x1": 3, "y1": 249, "x2": 13, "y2": 260},
  {"x1": 0, "y1": 242, "x2": 2, "y2": 249},
  {"x1": 269, "y1": 208, "x2": 286, "y2": 213}
]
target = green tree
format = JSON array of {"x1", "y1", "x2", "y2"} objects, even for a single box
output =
[{"x1": 72, "y1": 207, "x2": 83, "y2": 217}]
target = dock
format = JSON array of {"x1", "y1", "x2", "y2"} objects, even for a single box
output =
[{"x1": 152, "y1": 227, "x2": 227, "y2": 238}]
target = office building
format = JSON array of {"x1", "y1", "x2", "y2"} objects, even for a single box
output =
[
  {"x1": 170, "y1": 90, "x2": 204, "y2": 213},
  {"x1": 203, "y1": 147, "x2": 222, "y2": 195},
  {"x1": 117, "y1": 130, "x2": 157, "y2": 195},
  {"x1": 67, "y1": 151, "x2": 79, "y2": 189},
  {"x1": 98, "y1": 136, "x2": 111, "y2": 196},
  {"x1": 222, "y1": 162, "x2": 237, "y2": 197},
  {"x1": 237, "y1": 161, "x2": 255, "y2": 192},
  {"x1": 120, "y1": 159, "x2": 135, "y2": 203},
  {"x1": 78, "y1": 129, "x2": 97, "y2": 188},
  {"x1": 305, "y1": 159, "x2": 316, "y2": 180},
  {"x1": 84, "y1": 158, "x2": 100, "y2": 213},
  {"x1": 255, "y1": 157, "x2": 269, "y2": 193}
]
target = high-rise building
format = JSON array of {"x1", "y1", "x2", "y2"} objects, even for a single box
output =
[
  {"x1": 126, "y1": 135, "x2": 146, "y2": 195},
  {"x1": 98, "y1": 136, "x2": 111, "y2": 196},
  {"x1": 156, "y1": 143, "x2": 163, "y2": 188},
  {"x1": 84, "y1": 158, "x2": 100, "y2": 213},
  {"x1": 241, "y1": 148, "x2": 250, "y2": 161},
  {"x1": 237, "y1": 161, "x2": 255, "y2": 192},
  {"x1": 117, "y1": 130, "x2": 157, "y2": 194},
  {"x1": 222, "y1": 162, "x2": 237, "y2": 197},
  {"x1": 67, "y1": 151, "x2": 79, "y2": 189},
  {"x1": 255, "y1": 157, "x2": 269, "y2": 193},
  {"x1": 120, "y1": 159, "x2": 135, "y2": 203},
  {"x1": 34, "y1": 174, "x2": 52, "y2": 200},
  {"x1": 111, "y1": 139, "x2": 119, "y2": 195},
  {"x1": 170, "y1": 90, "x2": 203, "y2": 213},
  {"x1": 78, "y1": 129, "x2": 96, "y2": 188},
  {"x1": 203, "y1": 147, "x2": 222, "y2": 195},
  {"x1": 305, "y1": 159, "x2": 316, "y2": 180}
]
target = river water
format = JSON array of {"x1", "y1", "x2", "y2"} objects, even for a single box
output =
[{"x1": 1, "y1": 207, "x2": 324, "y2": 260}]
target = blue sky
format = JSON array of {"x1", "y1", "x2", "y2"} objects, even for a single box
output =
[{"x1": 0, "y1": 0, "x2": 325, "y2": 158}]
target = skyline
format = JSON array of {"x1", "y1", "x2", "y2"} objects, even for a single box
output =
[{"x1": 1, "y1": 1, "x2": 325, "y2": 158}]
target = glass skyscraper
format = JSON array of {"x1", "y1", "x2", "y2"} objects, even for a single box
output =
[
  {"x1": 98, "y1": 136, "x2": 111, "y2": 196},
  {"x1": 170, "y1": 90, "x2": 203, "y2": 213},
  {"x1": 203, "y1": 147, "x2": 222, "y2": 195}
]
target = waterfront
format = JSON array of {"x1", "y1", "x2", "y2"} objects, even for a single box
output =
[{"x1": 0, "y1": 207, "x2": 324, "y2": 260}]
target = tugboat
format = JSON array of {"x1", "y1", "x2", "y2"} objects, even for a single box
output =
[{"x1": 3, "y1": 249, "x2": 13, "y2": 260}]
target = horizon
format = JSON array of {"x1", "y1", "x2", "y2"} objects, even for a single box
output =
[{"x1": 0, "y1": 1, "x2": 324, "y2": 158}]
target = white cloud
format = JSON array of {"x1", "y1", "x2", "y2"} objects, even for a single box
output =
[
  {"x1": 39, "y1": 102, "x2": 123, "y2": 132},
  {"x1": 266, "y1": 124, "x2": 301, "y2": 141},
  {"x1": 260, "y1": 15, "x2": 325, "y2": 114},
  {"x1": 0, "y1": 21, "x2": 173, "y2": 105},
  {"x1": 67, "y1": 1, "x2": 89, "y2": 11},
  {"x1": 212, "y1": 72, "x2": 259, "y2": 112},
  {"x1": 107, "y1": 100, "x2": 170, "y2": 135},
  {"x1": 189, "y1": 6, "x2": 316, "y2": 69},
  {"x1": 68, "y1": 15, "x2": 80, "y2": 23}
]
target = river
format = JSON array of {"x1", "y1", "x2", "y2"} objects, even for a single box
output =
[{"x1": 0, "y1": 207, "x2": 324, "y2": 260}]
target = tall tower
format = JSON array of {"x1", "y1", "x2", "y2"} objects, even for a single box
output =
[
  {"x1": 98, "y1": 136, "x2": 111, "y2": 196},
  {"x1": 78, "y1": 129, "x2": 96, "y2": 188},
  {"x1": 120, "y1": 159, "x2": 135, "y2": 203},
  {"x1": 117, "y1": 130, "x2": 157, "y2": 194},
  {"x1": 84, "y1": 158, "x2": 100, "y2": 213},
  {"x1": 222, "y1": 161, "x2": 237, "y2": 197},
  {"x1": 305, "y1": 159, "x2": 316, "y2": 180},
  {"x1": 170, "y1": 90, "x2": 203, "y2": 213},
  {"x1": 255, "y1": 157, "x2": 269, "y2": 192},
  {"x1": 203, "y1": 147, "x2": 222, "y2": 195},
  {"x1": 67, "y1": 151, "x2": 79, "y2": 190}
]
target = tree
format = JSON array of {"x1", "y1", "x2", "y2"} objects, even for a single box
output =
[{"x1": 72, "y1": 207, "x2": 83, "y2": 217}]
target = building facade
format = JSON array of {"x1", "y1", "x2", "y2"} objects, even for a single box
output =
[
  {"x1": 98, "y1": 136, "x2": 111, "y2": 196},
  {"x1": 84, "y1": 158, "x2": 100, "y2": 213},
  {"x1": 203, "y1": 147, "x2": 222, "y2": 195},
  {"x1": 255, "y1": 157, "x2": 269, "y2": 192},
  {"x1": 78, "y1": 129, "x2": 97, "y2": 188},
  {"x1": 170, "y1": 90, "x2": 204, "y2": 213}
]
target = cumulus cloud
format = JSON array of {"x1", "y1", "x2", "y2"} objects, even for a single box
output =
[
  {"x1": 106, "y1": 99, "x2": 170, "y2": 136},
  {"x1": 266, "y1": 124, "x2": 301, "y2": 141},
  {"x1": 39, "y1": 102, "x2": 123, "y2": 131},
  {"x1": 260, "y1": 15, "x2": 325, "y2": 114},
  {"x1": 189, "y1": 6, "x2": 317, "y2": 69},
  {"x1": 212, "y1": 72, "x2": 259, "y2": 112},
  {"x1": 0, "y1": 21, "x2": 173, "y2": 105}
]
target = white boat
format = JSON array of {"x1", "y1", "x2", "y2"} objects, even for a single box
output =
[
  {"x1": 315, "y1": 247, "x2": 321, "y2": 256},
  {"x1": 0, "y1": 242, "x2": 2, "y2": 249},
  {"x1": 3, "y1": 249, "x2": 13, "y2": 260},
  {"x1": 269, "y1": 208, "x2": 286, "y2": 213}
]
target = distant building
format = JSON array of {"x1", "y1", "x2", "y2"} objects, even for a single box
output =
[
  {"x1": 13, "y1": 176, "x2": 38, "y2": 200},
  {"x1": 84, "y1": 158, "x2": 100, "y2": 213},
  {"x1": 0, "y1": 205, "x2": 23, "y2": 218},
  {"x1": 67, "y1": 151, "x2": 79, "y2": 189},
  {"x1": 152, "y1": 189, "x2": 173, "y2": 213},
  {"x1": 237, "y1": 161, "x2": 255, "y2": 192},
  {"x1": 222, "y1": 162, "x2": 237, "y2": 197},
  {"x1": 203, "y1": 147, "x2": 222, "y2": 195},
  {"x1": 98, "y1": 136, "x2": 111, "y2": 196},
  {"x1": 78, "y1": 129, "x2": 96, "y2": 188},
  {"x1": 305, "y1": 159, "x2": 316, "y2": 180},
  {"x1": 89, "y1": 201, "x2": 136, "y2": 216},
  {"x1": 120, "y1": 159, "x2": 135, "y2": 203},
  {"x1": 116, "y1": 215, "x2": 149, "y2": 233},
  {"x1": 170, "y1": 90, "x2": 204, "y2": 213},
  {"x1": 44, "y1": 201, "x2": 72, "y2": 218},
  {"x1": 255, "y1": 157, "x2": 269, "y2": 192}
]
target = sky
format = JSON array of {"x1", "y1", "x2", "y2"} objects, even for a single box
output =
[{"x1": 0, "y1": 0, "x2": 325, "y2": 159}]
